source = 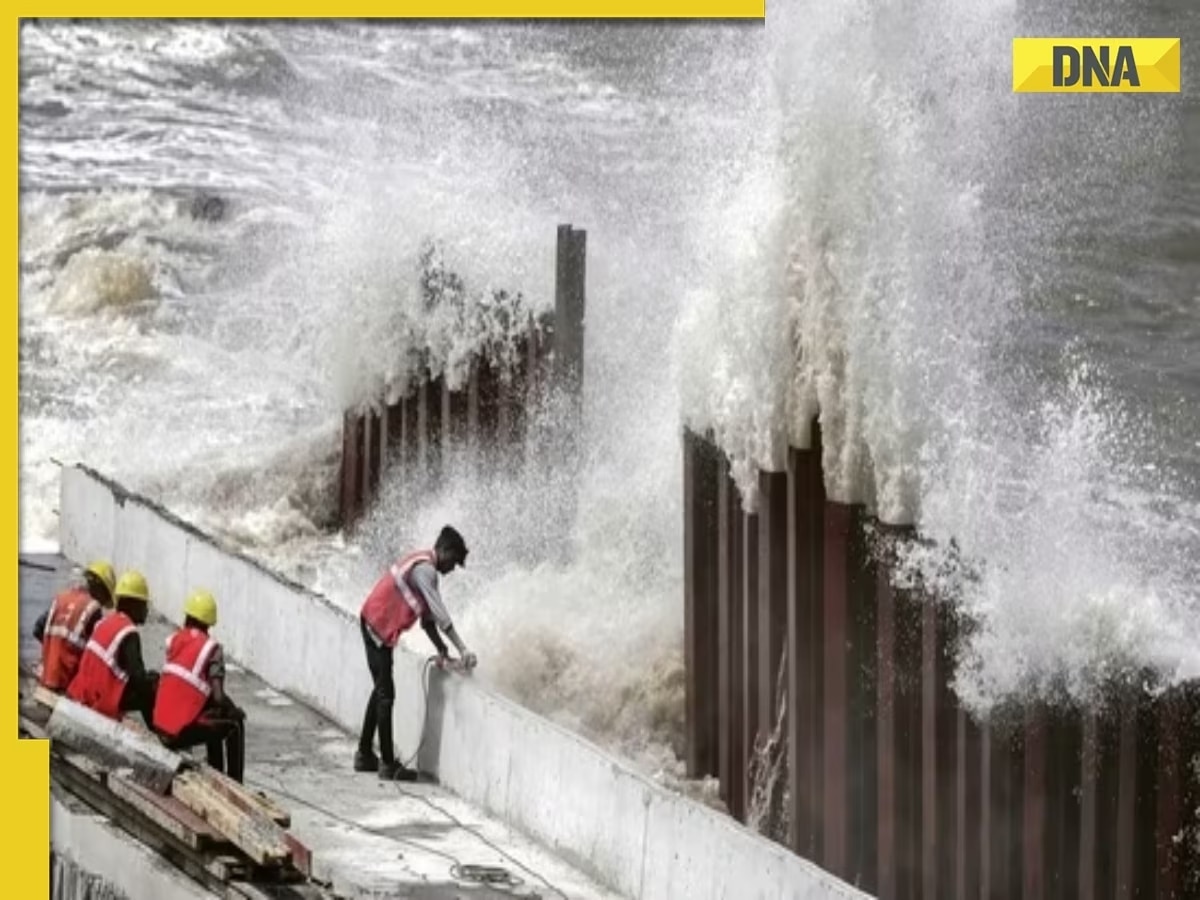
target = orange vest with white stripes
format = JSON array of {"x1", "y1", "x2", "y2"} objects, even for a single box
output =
[
  {"x1": 65, "y1": 611, "x2": 138, "y2": 720},
  {"x1": 39, "y1": 587, "x2": 102, "y2": 691},
  {"x1": 360, "y1": 549, "x2": 437, "y2": 648},
  {"x1": 152, "y1": 626, "x2": 219, "y2": 737}
]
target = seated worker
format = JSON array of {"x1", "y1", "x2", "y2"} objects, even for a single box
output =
[
  {"x1": 34, "y1": 560, "x2": 116, "y2": 692},
  {"x1": 66, "y1": 570, "x2": 159, "y2": 727},
  {"x1": 153, "y1": 591, "x2": 246, "y2": 783}
]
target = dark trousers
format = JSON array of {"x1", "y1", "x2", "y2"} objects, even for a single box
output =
[
  {"x1": 358, "y1": 616, "x2": 396, "y2": 765},
  {"x1": 167, "y1": 709, "x2": 246, "y2": 783},
  {"x1": 120, "y1": 673, "x2": 158, "y2": 729}
]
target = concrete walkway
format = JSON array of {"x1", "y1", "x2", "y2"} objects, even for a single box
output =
[{"x1": 21, "y1": 554, "x2": 622, "y2": 900}]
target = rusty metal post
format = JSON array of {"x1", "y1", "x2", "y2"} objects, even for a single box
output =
[
  {"x1": 956, "y1": 710, "x2": 983, "y2": 900},
  {"x1": 683, "y1": 429, "x2": 720, "y2": 779},
  {"x1": 876, "y1": 564, "x2": 897, "y2": 900},
  {"x1": 892, "y1": 586, "x2": 924, "y2": 900},
  {"x1": 935, "y1": 610, "x2": 960, "y2": 900},
  {"x1": 1078, "y1": 710, "x2": 1098, "y2": 900},
  {"x1": 405, "y1": 390, "x2": 420, "y2": 469},
  {"x1": 847, "y1": 506, "x2": 878, "y2": 891},
  {"x1": 1115, "y1": 698, "x2": 1137, "y2": 900},
  {"x1": 553, "y1": 224, "x2": 586, "y2": 401},
  {"x1": 466, "y1": 358, "x2": 482, "y2": 454},
  {"x1": 717, "y1": 454, "x2": 740, "y2": 813},
  {"x1": 921, "y1": 600, "x2": 938, "y2": 899},
  {"x1": 366, "y1": 405, "x2": 382, "y2": 503},
  {"x1": 730, "y1": 491, "x2": 747, "y2": 819},
  {"x1": 387, "y1": 395, "x2": 404, "y2": 468},
  {"x1": 757, "y1": 469, "x2": 788, "y2": 756},
  {"x1": 741, "y1": 507, "x2": 760, "y2": 811},
  {"x1": 417, "y1": 377, "x2": 431, "y2": 471},
  {"x1": 340, "y1": 409, "x2": 364, "y2": 528},
  {"x1": 983, "y1": 719, "x2": 1018, "y2": 900},
  {"x1": 787, "y1": 425, "x2": 824, "y2": 859},
  {"x1": 1044, "y1": 711, "x2": 1081, "y2": 899},
  {"x1": 424, "y1": 373, "x2": 444, "y2": 480},
  {"x1": 822, "y1": 500, "x2": 852, "y2": 879},
  {"x1": 444, "y1": 377, "x2": 469, "y2": 455},
  {"x1": 440, "y1": 375, "x2": 453, "y2": 449},
  {"x1": 1154, "y1": 689, "x2": 1192, "y2": 900}
]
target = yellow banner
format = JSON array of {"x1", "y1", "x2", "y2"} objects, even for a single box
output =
[{"x1": 1013, "y1": 38, "x2": 1180, "y2": 93}]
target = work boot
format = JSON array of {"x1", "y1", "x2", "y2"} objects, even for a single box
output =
[
  {"x1": 378, "y1": 760, "x2": 418, "y2": 782},
  {"x1": 354, "y1": 750, "x2": 380, "y2": 773}
]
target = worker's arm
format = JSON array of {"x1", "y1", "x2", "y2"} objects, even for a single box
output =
[
  {"x1": 409, "y1": 563, "x2": 471, "y2": 660},
  {"x1": 117, "y1": 631, "x2": 151, "y2": 686},
  {"x1": 32, "y1": 609, "x2": 48, "y2": 643},
  {"x1": 420, "y1": 615, "x2": 449, "y2": 657},
  {"x1": 205, "y1": 644, "x2": 243, "y2": 718}
]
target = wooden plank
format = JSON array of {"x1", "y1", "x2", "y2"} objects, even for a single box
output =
[
  {"x1": 108, "y1": 771, "x2": 222, "y2": 850},
  {"x1": 50, "y1": 765, "x2": 233, "y2": 896},
  {"x1": 202, "y1": 764, "x2": 291, "y2": 827},
  {"x1": 172, "y1": 771, "x2": 291, "y2": 866}
]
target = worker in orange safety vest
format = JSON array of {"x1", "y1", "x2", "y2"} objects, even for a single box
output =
[
  {"x1": 153, "y1": 590, "x2": 246, "y2": 783},
  {"x1": 34, "y1": 560, "x2": 116, "y2": 692},
  {"x1": 66, "y1": 570, "x2": 159, "y2": 726},
  {"x1": 357, "y1": 525, "x2": 476, "y2": 781}
]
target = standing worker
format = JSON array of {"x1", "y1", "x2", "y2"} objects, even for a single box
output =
[
  {"x1": 66, "y1": 569, "x2": 159, "y2": 727},
  {"x1": 153, "y1": 590, "x2": 246, "y2": 783},
  {"x1": 356, "y1": 525, "x2": 477, "y2": 781},
  {"x1": 34, "y1": 560, "x2": 116, "y2": 692}
]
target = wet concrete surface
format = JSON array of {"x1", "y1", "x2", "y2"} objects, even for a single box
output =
[{"x1": 21, "y1": 553, "x2": 620, "y2": 900}]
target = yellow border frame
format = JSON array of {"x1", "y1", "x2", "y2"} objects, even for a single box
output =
[{"x1": 7, "y1": 11, "x2": 763, "y2": 895}]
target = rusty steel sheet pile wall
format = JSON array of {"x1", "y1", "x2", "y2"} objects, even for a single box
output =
[
  {"x1": 338, "y1": 226, "x2": 584, "y2": 529},
  {"x1": 682, "y1": 420, "x2": 1200, "y2": 900}
]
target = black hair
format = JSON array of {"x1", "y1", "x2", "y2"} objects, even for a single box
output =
[{"x1": 435, "y1": 525, "x2": 468, "y2": 559}]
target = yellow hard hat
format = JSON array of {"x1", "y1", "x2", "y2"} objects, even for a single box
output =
[
  {"x1": 84, "y1": 560, "x2": 116, "y2": 594},
  {"x1": 184, "y1": 590, "x2": 218, "y2": 627},
  {"x1": 114, "y1": 570, "x2": 150, "y2": 604}
]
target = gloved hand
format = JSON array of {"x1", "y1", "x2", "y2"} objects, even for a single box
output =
[{"x1": 462, "y1": 651, "x2": 478, "y2": 671}]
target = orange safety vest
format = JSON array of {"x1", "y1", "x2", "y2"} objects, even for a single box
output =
[
  {"x1": 152, "y1": 626, "x2": 219, "y2": 737},
  {"x1": 65, "y1": 611, "x2": 138, "y2": 720},
  {"x1": 360, "y1": 549, "x2": 437, "y2": 648},
  {"x1": 39, "y1": 587, "x2": 102, "y2": 692}
]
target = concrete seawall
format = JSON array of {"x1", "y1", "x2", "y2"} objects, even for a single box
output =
[{"x1": 59, "y1": 464, "x2": 871, "y2": 900}]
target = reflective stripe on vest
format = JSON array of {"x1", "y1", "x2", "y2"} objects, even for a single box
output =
[
  {"x1": 40, "y1": 590, "x2": 101, "y2": 691},
  {"x1": 45, "y1": 597, "x2": 100, "y2": 649},
  {"x1": 83, "y1": 624, "x2": 137, "y2": 684},
  {"x1": 162, "y1": 635, "x2": 217, "y2": 697},
  {"x1": 66, "y1": 611, "x2": 138, "y2": 720},
  {"x1": 360, "y1": 549, "x2": 436, "y2": 648},
  {"x1": 154, "y1": 628, "x2": 221, "y2": 736},
  {"x1": 391, "y1": 560, "x2": 425, "y2": 616}
]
